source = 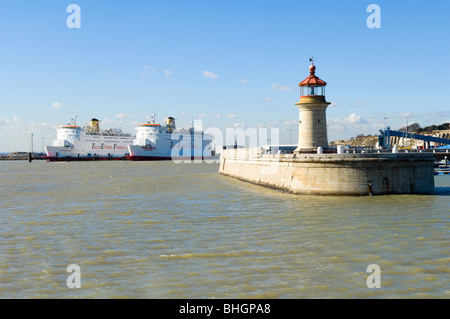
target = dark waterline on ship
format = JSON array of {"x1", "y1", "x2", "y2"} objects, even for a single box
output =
[{"x1": 0, "y1": 161, "x2": 448, "y2": 298}]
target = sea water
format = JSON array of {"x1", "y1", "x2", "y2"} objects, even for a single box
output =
[{"x1": 0, "y1": 161, "x2": 448, "y2": 298}]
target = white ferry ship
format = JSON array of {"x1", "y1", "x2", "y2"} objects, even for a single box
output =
[
  {"x1": 127, "y1": 115, "x2": 215, "y2": 161},
  {"x1": 45, "y1": 116, "x2": 134, "y2": 161}
]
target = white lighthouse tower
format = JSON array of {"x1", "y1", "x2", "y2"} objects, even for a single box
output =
[{"x1": 295, "y1": 59, "x2": 330, "y2": 153}]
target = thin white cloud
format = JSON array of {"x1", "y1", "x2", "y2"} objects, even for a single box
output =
[
  {"x1": 329, "y1": 101, "x2": 340, "y2": 107},
  {"x1": 180, "y1": 112, "x2": 188, "y2": 118},
  {"x1": 139, "y1": 65, "x2": 156, "y2": 76},
  {"x1": 328, "y1": 113, "x2": 381, "y2": 141},
  {"x1": 203, "y1": 70, "x2": 219, "y2": 79},
  {"x1": 29, "y1": 122, "x2": 55, "y2": 131},
  {"x1": 100, "y1": 118, "x2": 116, "y2": 125},
  {"x1": 216, "y1": 113, "x2": 222, "y2": 118},
  {"x1": 347, "y1": 113, "x2": 365, "y2": 124},
  {"x1": 115, "y1": 113, "x2": 133, "y2": 119},
  {"x1": 283, "y1": 119, "x2": 298, "y2": 126},
  {"x1": 52, "y1": 102, "x2": 62, "y2": 109},
  {"x1": 271, "y1": 84, "x2": 293, "y2": 91},
  {"x1": 425, "y1": 110, "x2": 450, "y2": 125},
  {"x1": 164, "y1": 70, "x2": 174, "y2": 77},
  {"x1": 266, "y1": 121, "x2": 280, "y2": 127},
  {"x1": 0, "y1": 116, "x2": 21, "y2": 125},
  {"x1": 331, "y1": 113, "x2": 367, "y2": 125},
  {"x1": 255, "y1": 121, "x2": 281, "y2": 128},
  {"x1": 227, "y1": 114, "x2": 238, "y2": 119},
  {"x1": 198, "y1": 113, "x2": 207, "y2": 119},
  {"x1": 396, "y1": 111, "x2": 412, "y2": 118},
  {"x1": 353, "y1": 100, "x2": 367, "y2": 107},
  {"x1": 233, "y1": 123, "x2": 246, "y2": 128},
  {"x1": 263, "y1": 97, "x2": 275, "y2": 101},
  {"x1": 239, "y1": 79, "x2": 247, "y2": 84}
]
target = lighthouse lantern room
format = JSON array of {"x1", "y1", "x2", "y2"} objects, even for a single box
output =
[{"x1": 299, "y1": 59, "x2": 327, "y2": 97}]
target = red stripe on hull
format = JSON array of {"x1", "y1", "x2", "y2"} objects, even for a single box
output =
[
  {"x1": 126, "y1": 156, "x2": 173, "y2": 161},
  {"x1": 126, "y1": 156, "x2": 219, "y2": 161},
  {"x1": 46, "y1": 156, "x2": 128, "y2": 162}
]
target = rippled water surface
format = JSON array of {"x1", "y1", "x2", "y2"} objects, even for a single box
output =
[{"x1": 0, "y1": 161, "x2": 449, "y2": 298}]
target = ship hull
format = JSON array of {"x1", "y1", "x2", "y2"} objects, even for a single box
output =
[
  {"x1": 46, "y1": 136, "x2": 133, "y2": 160},
  {"x1": 126, "y1": 155, "x2": 216, "y2": 161}
]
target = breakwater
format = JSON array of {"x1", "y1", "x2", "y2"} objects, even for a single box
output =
[{"x1": 219, "y1": 148, "x2": 435, "y2": 196}]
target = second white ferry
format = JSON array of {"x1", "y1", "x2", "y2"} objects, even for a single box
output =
[{"x1": 127, "y1": 115, "x2": 214, "y2": 161}]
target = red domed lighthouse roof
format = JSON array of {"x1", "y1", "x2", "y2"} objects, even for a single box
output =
[{"x1": 299, "y1": 61, "x2": 327, "y2": 87}]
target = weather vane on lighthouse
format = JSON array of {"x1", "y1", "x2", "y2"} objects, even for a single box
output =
[{"x1": 309, "y1": 57, "x2": 314, "y2": 63}]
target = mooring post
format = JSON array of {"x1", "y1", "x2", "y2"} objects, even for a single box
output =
[{"x1": 367, "y1": 181, "x2": 373, "y2": 196}]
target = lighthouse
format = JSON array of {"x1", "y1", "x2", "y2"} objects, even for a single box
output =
[{"x1": 294, "y1": 59, "x2": 330, "y2": 153}]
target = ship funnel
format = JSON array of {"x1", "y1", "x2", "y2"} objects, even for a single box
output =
[
  {"x1": 90, "y1": 118, "x2": 100, "y2": 132},
  {"x1": 166, "y1": 117, "x2": 176, "y2": 132}
]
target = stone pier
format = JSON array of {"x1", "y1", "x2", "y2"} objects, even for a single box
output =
[{"x1": 219, "y1": 148, "x2": 435, "y2": 196}]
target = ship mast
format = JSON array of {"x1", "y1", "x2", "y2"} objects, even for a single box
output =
[
  {"x1": 71, "y1": 113, "x2": 78, "y2": 126},
  {"x1": 152, "y1": 109, "x2": 157, "y2": 124}
]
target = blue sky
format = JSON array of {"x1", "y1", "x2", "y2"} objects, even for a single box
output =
[{"x1": 0, "y1": 0, "x2": 449, "y2": 152}]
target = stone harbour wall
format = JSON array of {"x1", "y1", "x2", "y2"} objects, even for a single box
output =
[{"x1": 219, "y1": 148, "x2": 435, "y2": 196}]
